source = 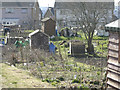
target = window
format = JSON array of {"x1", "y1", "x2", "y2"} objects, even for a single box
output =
[
  {"x1": 60, "y1": 10, "x2": 66, "y2": 15},
  {"x1": 6, "y1": 8, "x2": 14, "y2": 13},
  {"x1": 21, "y1": 8, "x2": 27, "y2": 13},
  {"x1": 7, "y1": 22, "x2": 9, "y2": 24},
  {"x1": 3, "y1": 22, "x2": 6, "y2": 24}
]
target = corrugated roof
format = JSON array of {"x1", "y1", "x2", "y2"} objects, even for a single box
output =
[
  {"x1": 105, "y1": 19, "x2": 120, "y2": 32},
  {"x1": 105, "y1": 19, "x2": 120, "y2": 28}
]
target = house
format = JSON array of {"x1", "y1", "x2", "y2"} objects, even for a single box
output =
[
  {"x1": 29, "y1": 30, "x2": 49, "y2": 50},
  {"x1": 105, "y1": 19, "x2": 120, "y2": 89},
  {"x1": 114, "y1": 5, "x2": 120, "y2": 18},
  {"x1": 44, "y1": 7, "x2": 55, "y2": 20},
  {"x1": 54, "y1": 1, "x2": 114, "y2": 36},
  {"x1": 95, "y1": 14, "x2": 118, "y2": 36},
  {"x1": 1, "y1": 0, "x2": 42, "y2": 30},
  {"x1": 54, "y1": 2, "x2": 77, "y2": 31},
  {"x1": 41, "y1": 17, "x2": 56, "y2": 36}
]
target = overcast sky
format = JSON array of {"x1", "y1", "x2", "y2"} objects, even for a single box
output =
[
  {"x1": 38, "y1": 0, "x2": 55, "y2": 7},
  {"x1": 38, "y1": 0, "x2": 120, "y2": 7}
]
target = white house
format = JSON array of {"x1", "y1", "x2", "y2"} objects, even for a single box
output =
[
  {"x1": 54, "y1": 1, "x2": 114, "y2": 36},
  {"x1": 0, "y1": 0, "x2": 42, "y2": 29}
]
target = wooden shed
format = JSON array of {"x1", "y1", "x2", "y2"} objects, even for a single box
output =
[
  {"x1": 105, "y1": 19, "x2": 120, "y2": 90},
  {"x1": 69, "y1": 40, "x2": 85, "y2": 56},
  {"x1": 41, "y1": 17, "x2": 56, "y2": 36},
  {"x1": 29, "y1": 30, "x2": 49, "y2": 51}
]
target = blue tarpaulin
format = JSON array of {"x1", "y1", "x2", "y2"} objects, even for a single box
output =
[
  {"x1": 0, "y1": 38, "x2": 5, "y2": 45},
  {"x1": 49, "y1": 43, "x2": 56, "y2": 54}
]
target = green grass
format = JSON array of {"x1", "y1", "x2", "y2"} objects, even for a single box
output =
[
  {"x1": 93, "y1": 36, "x2": 108, "y2": 40},
  {"x1": 24, "y1": 30, "x2": 34, "y2": 33},
  {"x1": 51, "y1": 34, "x2": 108, "y2": 57}
]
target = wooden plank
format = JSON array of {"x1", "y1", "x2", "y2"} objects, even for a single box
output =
[
  {"x1": 108, "y1": 50, "x2": 118, "y2": 58},
  {"x1": 109, "y1": 33, "x2": 119, "y2": 44},
  {"x1": 107, "y1": 85, "x2": 117, "y2": 90},
  {"x1": 108, "y1": 42, "x2": 119, "y2": 51},
  {"x1": 108, "y1": 59, "x2": 120, "y2": 67},
  {"x1": 107, "y1": 71, "x2": 120, "y2": 83},
  {"x1": 108, "y1": 64, "x2": 120, "y2": 72},
  {"x1": 107, "y1": 68, "x2": 120, "y2": 74},
  {"x1": 109, "y1": 56, "x2": 118, "y2": 61},
  {"x1": 119, "y1": 34, "x2": 120, "y2": 63},
  {"x1": 109, "y1": 39, "x2": 119, "y2": 44},
  {"x1": 107, "y1": 78, "x2": 120, "y2": 89}
]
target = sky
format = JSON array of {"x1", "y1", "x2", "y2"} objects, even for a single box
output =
[
  {"x1": 38, "y1": 0, "x2": 120, "y2": 7},
  {"x1": 38, "y1": 0, "x2": 55, "y2": 7}
]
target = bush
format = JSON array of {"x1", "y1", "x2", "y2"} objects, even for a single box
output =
[
  {"x1": 42, "y1": 78, "x2": 60, "y2": 83},
  {"x1": 94, "y1": 81, "x2": 99, "y2": 85},
  {"x1": 72, "y1": 79, "x2": 80, "y2": 83},
  {"x1": 57, "y1": 76, "x2": 65, "y2": 81},
  {"x1": 42, "y1": 78, "x2": 50, "y2": 83},
  {"x1": 97, "y1": 71, "x2": 100, "y2": 75},
  {"x1": 51, "y1": 82, "x2": 58, "y2": 86}
]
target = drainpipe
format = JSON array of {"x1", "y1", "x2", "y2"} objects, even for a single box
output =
[{"x1": 0, "y1": 1, "x2": 2, "y2": 28}]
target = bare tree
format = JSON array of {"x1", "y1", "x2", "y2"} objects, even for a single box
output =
[
  {"x1": 57, "y1": 2, "x2": 114, "y2": 54},
  {"x1": 73, "y1": 2, "x2": 114, "y2": 53}
]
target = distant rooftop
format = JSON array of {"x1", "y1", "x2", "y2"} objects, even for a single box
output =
[
  {"x1": 2, "y1": 1, "x2": 36, "y2": 8},
  {"x1": 54, "y1": 2, "x2": 114, "y2": 9}
]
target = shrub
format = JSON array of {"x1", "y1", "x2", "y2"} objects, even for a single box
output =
[
  {"x1": 72, "y1": 79, "x2": 80, "y2": 83},
  {"x1": 57, "y1": 76, "x2": 65, "y2": 81},
  {"x1": 42, "y1": 78, "x2": 50, "y2": 83},
  {"x1": 97, "y1": 71, "x2": 100, "y2": 75},
  {"x1": 94, "y1": 81, "x2": 99, "y2": 85},
  {"x1": 51, "y1": 82, "x2": 58, "y2": 86}
]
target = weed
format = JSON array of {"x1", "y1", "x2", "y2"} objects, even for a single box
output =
[
  {"x1": 72, "y1": 79, "x2": 80, "y2": 83},
  {"x1": 57, "y1": 76, "x2": 65, "y2": 81}
]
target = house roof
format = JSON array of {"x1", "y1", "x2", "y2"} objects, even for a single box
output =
[
  {"x1": 48, "y1": 7, "x2": 54, "y2": 15},
  {"x1": 41, "y1": 17, "x2": 54, "y2": 22},
  {"x1": 29, "y1": 29, "x2": 49, "y2": 37},
  {"x1": 54, "y1": 2, "x2": 114, "y2": 9},
  {"x1": 29, "y1": 29, "x2": 39, "y2": 37},
  {"x1": 1, "y1": 0, "x2": 36, "y2": 8},
  {"x1": 44, "y1": 7, "x2": 55, "y2": 19},
  {"x1": 41, "y1": 17, "x2": 50, "y2": 22},
  {"x1": 105, "y1": 19, "x2": 120, "y2": 32}
]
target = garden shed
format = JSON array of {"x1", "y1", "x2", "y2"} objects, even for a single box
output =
[
  {"x1": 105, "y1": 19, "x2": 120, "y2": 89},
  {"x1": 69, "y1": 40, "x2": 85, "y2": 56},
  {"x1": 41, "y1": 17, "x2": 56, "y2": 36},
  {"x1": 29, "y1": 30, "x2": 49, "y2": 50},
  {"x1": 7, "y1": 37, "x2": 24, "y2": 45}
]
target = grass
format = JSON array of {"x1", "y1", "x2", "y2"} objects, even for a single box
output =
[
  {"x1": 24, "y1": 30, "x2": 34, "y2": 33},
  {"x1": 1, "y1": 31, "x2": 108, "y2": 88},
  {"x1": 0, "y1": 63, "x2": 54, "y2": 88},
  {"x1": 51, "y1": 34, "x2": 108, "y2": 57}
]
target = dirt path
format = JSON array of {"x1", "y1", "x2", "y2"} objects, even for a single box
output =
[{"x1": 0, "y1": 63, "x2": 54, "y2": 88}]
